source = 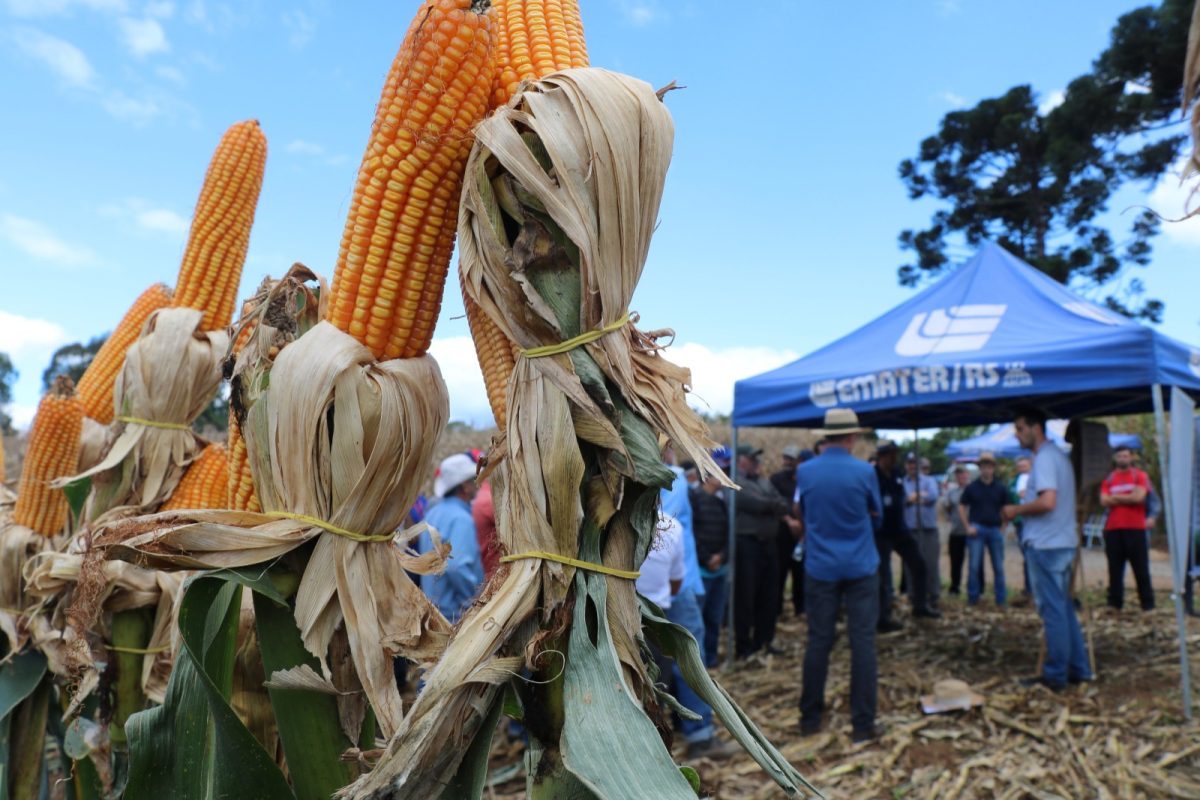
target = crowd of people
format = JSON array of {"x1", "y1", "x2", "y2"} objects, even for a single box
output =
[{"x1": 403, "y1": 405, "x2": 1175, "y2": 751}]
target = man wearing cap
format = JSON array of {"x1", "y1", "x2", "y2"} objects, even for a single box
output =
[
  {"x1": 795, "y1": 409, "x2": 883, "y2": 742},
  {"x1": 733, "y1": 443, "x2": 790, "y2": 659},
  {"x1": 874, "y1": 440, "x2": 937, "y2": 631},
  {"x1": 1100, "y1": 445, "x2": 1155, "y2": 612},
  {"x1": 903, "y1": 452, "x2": 942, "y2": 612},
  {"x1": 940, "y1": 465, "x2": 972, "y2": 596},
  {"x1": 958, "y1": 453, "x2": 1008, "y2": 607},
  {"x1": 417, "y1": 453, "x2": 485, "y2": 623},
  {"x1": 1002, "y1": 406, "x2": 1093, "y2": 691},
  {"x1": 771, "y1": 445, "x2": 807, "y2": 618}
]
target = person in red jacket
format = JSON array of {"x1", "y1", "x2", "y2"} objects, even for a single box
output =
[{"x1": 1100, "y1": 446, "x2": 1155, "y2": 611}]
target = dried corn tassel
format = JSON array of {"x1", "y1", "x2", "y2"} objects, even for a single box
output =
[
  {"x1": 324, "y1": 0, "x2": 494, "y2": 360},
  {"x1": 14, "y1": 376, "x2": 83, "y2": 536}
]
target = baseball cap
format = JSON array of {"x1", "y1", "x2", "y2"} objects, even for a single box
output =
[
  {"x1": 735, "y1": 444, "x2": 763, "y2": 458},
  {"x1": 781, "y1": 445, "x2": 803, "y2": 460}
]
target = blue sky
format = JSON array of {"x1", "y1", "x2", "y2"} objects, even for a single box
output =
[{"x1": 1, "y1": 0, "x2": 1198, "y2": 429}]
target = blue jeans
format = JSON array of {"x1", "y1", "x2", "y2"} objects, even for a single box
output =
[
  {"x1": 967, "y1": 525, "x2": 1007, "y2": 605},
  {"x1": 1025, "y1": 545, "x2": 1092, "y2": 687},
  {"x1": 665, "y1": 589, "x2": 714, "y2": 743},
  {"x1": 800, "y1": 573, "x2": 878, "y2": 734},
  {"x1": 700, "y1": 573, "x2": 728, "y2": 668}
]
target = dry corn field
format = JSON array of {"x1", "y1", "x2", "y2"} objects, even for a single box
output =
[{"x1": 481, "y1": 597, "x2": 1200, "y2": 799}]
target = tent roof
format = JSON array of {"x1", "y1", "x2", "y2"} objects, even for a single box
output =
[{"x1": 733, "y1": 242, "x2": 1200, "y2": 429}]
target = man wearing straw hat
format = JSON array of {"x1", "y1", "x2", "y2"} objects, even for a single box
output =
[{"x1": 795, "y1": 408, "x2": 883, "y2": 742}]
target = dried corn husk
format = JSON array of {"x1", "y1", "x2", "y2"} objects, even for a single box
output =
[
  {"x1": 346, "y1": 69, "x2": 805, "y2": 800},
  {"x1": 97, "y1": 321, "x2": 454, "y2": 737},
  {"x1": 0, "y1": 522, "x2": 51, "y2": 653},
  {"x1": 65, "y1": 307, "x2": 227, "y2": 518}
]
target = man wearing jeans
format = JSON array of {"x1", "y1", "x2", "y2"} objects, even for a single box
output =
[
  {"x1": 795, "y1": 408, "x2": 882, "y2": 743},
  {"x1": 958, "y1": 452, "x2": 1008, "y2": 607},
  {"x1": 1002, "y1": 407, "x2": 1094, "y2": 691}
]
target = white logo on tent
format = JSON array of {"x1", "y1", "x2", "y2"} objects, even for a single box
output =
[{"x1": 894, "y1": 305, "x2": 1007, "y2": 357}]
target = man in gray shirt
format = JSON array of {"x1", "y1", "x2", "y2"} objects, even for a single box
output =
[
  {"x1": 1002, "y1": 406, "x2": 1094, "y2": 691},
  {"x1": 903, "y1": 453, "x2": 942, "y2": 611}
]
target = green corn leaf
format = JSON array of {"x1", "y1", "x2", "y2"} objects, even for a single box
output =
[
  {"x1": 0, "y1": 651, "x2": 47, "y2": 800},
  {"x1": 124, "y1": 574, "x2": 294, "y2": 800},
  {"x1": 253, "y1": 590, "x2": 354, "y2": 800},
  {"x1": 439, "y1": 690, "x2": 503, "y2": 800},
  {"x1": 639, "y1": 599, "x2": 820, "y2": 799}
]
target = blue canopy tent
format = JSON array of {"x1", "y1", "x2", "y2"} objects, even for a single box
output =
[
  {"x1": 728, "y1": 242, "x2": 1200, "y2": 713},
  {"x1": 945, "y1": 422, "x2": 1142, "y2": 460}
]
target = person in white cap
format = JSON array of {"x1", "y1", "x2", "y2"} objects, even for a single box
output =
[{"x1": 416, "y1": 453, "x2": 484, "y2": 623}]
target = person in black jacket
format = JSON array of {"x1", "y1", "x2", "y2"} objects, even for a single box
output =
[
  {"x1": 771, "y1": 446, "x2": 810, "y2": 617},
  {"x1": 733, "y1": 444, "x2": 789, "y2": 658},
  {"x1": 874, "y1": 441, "x2": 940, "y2": 632},
  {"x1": 691, "y1": 447, "x2": 732, "y2": 667}
]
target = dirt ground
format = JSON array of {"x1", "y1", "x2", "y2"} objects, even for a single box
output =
[{"x1": 483, "y1": 538, "x2": 1200, "y2": 799}]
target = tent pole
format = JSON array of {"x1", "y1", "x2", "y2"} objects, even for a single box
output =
[
  {"x1": 1153, "y1": 383, "x2": 1193, "y2": 721},
  {"x1": 725, "y1": 427, "x2": 739, "y2": 669}
]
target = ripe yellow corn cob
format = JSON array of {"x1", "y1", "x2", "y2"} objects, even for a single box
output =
[
  {"x1": 226, "y1": 414, "x2": 260, "y2": 512},
  {"x1": 161, "y1": 443, "x2": 228, "y2": 511},
  {"x1": 75, "y1": 283, "x2": 174, "y2": 424},
  {"x1": 463, "y1": 0, "x2": 587, "y2": 428},
  {"x1": 324, "y1": 0, "x2": 494, "y2": 361},
  {"x1": 13, "y1": 376, "x2": 84, "y2": 536},
  {"x1": 490, "y1": 0, "x2": 588, "y2": 108},
  {"x1": 173, "y1": 120, "x2": 268, "y2": 332},
  {"x1": 461, "y1": 276, "x2": 517, "y2": 430}
]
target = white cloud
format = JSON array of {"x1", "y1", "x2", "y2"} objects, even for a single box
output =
[
  {"x1": 4, "y1": 0, "x2": 127, "y2": 16},
  {"x1": 1038, "y1": 89, "x2": 1065, "y2": 116},
  {"x1": 10, "y1": 27, "x2": 95, "y2": 87},
  {"x1": 428, "y1": 336, "x2": 493, "y2": 426},
  {"x1": 285, "y1": 139, "x2": 347, "y2": 167},
  {"x1": 98, "y1": 197, "x2": 189, "y2": 235},
  {"x1": 1148, "y1": 158, "x2": 1200, "y2": 248},
  {"x1": 119, "y1": 16, "x2": 169, "y2": 57},
  {"x1": 101, "y1": 89, "x2": 161, "y2": 122},
  {"x1": 7, "y1": 403, "x2": 39, "y2": 431},
  {"x1": 0, "y1": 311, "x2": 70, "y2": 356},
  {"x1": 939, "y1": 90, "x2": 966, "y2": 108},
  {"x1": 285, "y1": 139, "x2": 324, "y2": 156},
  {"x1": 145, "y1": 0, "x2": 173, "y2": 18},
  {"x1": 155, "y1": 64, "x2": 184, "y2": 83},
  {"x1": 0, "y1": 214, "x2": 96, "y2": 266},
  {"x1": 618, "y1": 0, "x2": 665, "y2": 26},
  {"x1": 938, "y1": 0, "x2": 961, "y2": 14},
  {"x1": 282, "y1": 8, "x2": 314, "y2": 48},
  {"x1": 662, "y1": 342, "x2": 799, "y2": 416}
]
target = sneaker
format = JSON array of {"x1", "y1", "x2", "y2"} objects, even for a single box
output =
[
  {"x1": 686, "y1": 737, "x2": 741, "y2": 760},
  {"x1": 851, "y1": 725, "x2": 884, "y2": 744},
  {"x1": 912, "y1": 607, "x2": 942, "y2": 619},
  {"x1": 799, "y1": 719, "x2": 822, "y2": 737},
  {"x1": 877, "y1": 620, "x2": 904, "y2": 634},
  {"x1": 1068, "y1": 674, "x2": 1096, "y2": 686},
  {"x1": 763, "y1": 645, "x2": 786, "y2": 656}
]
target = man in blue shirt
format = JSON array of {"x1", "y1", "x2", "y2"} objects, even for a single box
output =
[
  {"x1": 418, "y1": 453, "x2": 484, "y2": 623},
  {"x1": 795, "y1": 408, "x2": 882, "y2": 743}
]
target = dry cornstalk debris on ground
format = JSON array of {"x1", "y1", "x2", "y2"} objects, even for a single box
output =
[{"x1": 481, "y1": 597, "x2": 1200, "y2": 799}]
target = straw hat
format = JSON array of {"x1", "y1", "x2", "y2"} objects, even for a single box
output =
[
  {"x1": 978, "y1": 452, "x2": 997, "y2": 464},
  {"x1": 815, "y1": 408, "x2": 872, "y2": 436},
  {"x1": 920, "y1": 679, "x2": 985, "y2": 715}
]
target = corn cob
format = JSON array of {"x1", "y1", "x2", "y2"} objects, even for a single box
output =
[
  {"x1": 324, "y1": 0, "x2": 494, "y2": 361},
  {"x1": 75, "y1": 283, "x2": 174, "y2": 424},
  {"x1": 461, "y1": 276, "x2": 517, "y2": 429},
  {"x1": 161, "y1": 443, "x2": 228, "y2": 511},
  {"x1": 13, "y1": 376, "x2": 84, "y2": 536},
  {"x1": 226, "y1": 414, "x2": 260, "y2": 512},
  {"x1": 490, "y1": 0, "x2": 588, "y2": 108},
  {"x1": 173, "y1": 120, "x2": 268, "y2": 332},
  {"x1": 465, "y1": 0, "x2": 587, "y2": 428}
]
